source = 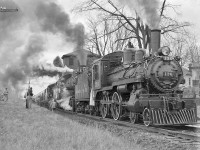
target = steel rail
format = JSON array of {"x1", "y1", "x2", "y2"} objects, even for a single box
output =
[
  {"x1": 51, "y1": 107, "x2": 200, "y2": 144},
  {"x1": 33, "y1": 100, "x2": 200, "y2": 144}
]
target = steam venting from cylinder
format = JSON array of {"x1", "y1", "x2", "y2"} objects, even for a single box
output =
[{"x1": 150, "y1": 29, "x2": 161, "y2": 55}]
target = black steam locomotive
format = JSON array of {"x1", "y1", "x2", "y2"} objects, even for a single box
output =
[{"x1": 35, "y1": 29, "x2": 197, "y2": 126}]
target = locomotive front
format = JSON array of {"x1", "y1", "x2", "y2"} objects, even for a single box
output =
[
  {"x1": 146, "y1": 47, "x2": 184, "y2": 93},
  {"x1": 136, "y1": 29, "x2": 197, "y2": 126},
  {"x1": 146, "y1": 30, "x2": 184, "y2": 93},
  {"x1": 96, "y1": 29, "x2": 197, "y2": 126}
]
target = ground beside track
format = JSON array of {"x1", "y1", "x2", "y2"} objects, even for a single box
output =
[
  {"x1": 0, "y1": 98, "x2": 141, "y2": 150},
  {"x1": 0, "y1": 99, "x2": 199, "y2": 150}
]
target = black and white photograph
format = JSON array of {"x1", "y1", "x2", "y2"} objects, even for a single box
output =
[{"x1": 0, "y1": 0, "x2": 200, "y2": 149}]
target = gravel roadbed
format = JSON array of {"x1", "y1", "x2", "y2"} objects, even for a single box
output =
[{"x1": 55, "y1": 109, "x2": 200, "y2": 150}]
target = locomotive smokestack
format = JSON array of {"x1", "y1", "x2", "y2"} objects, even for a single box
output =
[
  {"x1": 77, "y1": 49, "x2": 87, "y2": 72},
  {"x1": 79, "y1": 64, "x2": 86, "y2": 72},
  {"x1": 79, "y1": 58, "x2": 87, "y2": 66},
  {"x1": 150, "y1": 29, "x2": 161, "y2": 55}
]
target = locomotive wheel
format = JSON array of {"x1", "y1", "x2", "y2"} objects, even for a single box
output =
[
  {"x1": 93, "y1": 102, "x2": 100, "y2": 116},
  {"x1": 130, "y1": 112, "x2": 138, "y2": 124},
  {"x1": 111, "y1": 92, "x2": 122, "y2": 120},
  {"x1": 142, "y1": 108, "x2": 152, "y2": 126},
  {"x1": 100, "y1": 95, "x2": 108, "y2": 118}
]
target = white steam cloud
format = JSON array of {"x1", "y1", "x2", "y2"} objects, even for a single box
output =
[{"x1": 33, "y1": 64, "x2": 74, "y2": 77}]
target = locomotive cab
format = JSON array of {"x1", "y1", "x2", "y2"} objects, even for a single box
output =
[
  {"x1": 145, "y1": 46, "x2": 186, "y2": 94},
  {"x1": 92, "y1": 51, "x2": 123, "y2": 90}
]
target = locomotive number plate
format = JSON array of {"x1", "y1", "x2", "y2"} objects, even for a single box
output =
[
  {"x1": 163, "y1": 71, "x2": 176, "y2": 77},
  {"x1": 163, "y1": 56, "x2": 173, "y2": 61}
]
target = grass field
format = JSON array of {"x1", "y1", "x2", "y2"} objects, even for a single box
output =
[{"x1": 0, "y1": 98, "x2": 141, "y2": 150}]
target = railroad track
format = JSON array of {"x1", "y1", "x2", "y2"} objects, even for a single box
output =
[{"x1": 51, "y1": 107, "x2": 200, "y2": 144}]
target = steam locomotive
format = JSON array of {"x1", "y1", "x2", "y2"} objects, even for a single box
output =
[{"x1": 35, "y1": 29, "x2": 197, "y2": 126}]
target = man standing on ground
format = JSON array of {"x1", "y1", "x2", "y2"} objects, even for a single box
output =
[
  {"x1": 26, "y1": 87, "x2": 33, "y2": 108},
  {"x1": 3, "y1": 88, "x2": 8, "y2": 101}
]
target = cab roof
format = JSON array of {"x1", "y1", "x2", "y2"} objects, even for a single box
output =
[{"x1": 93, "y1": 51, "x2": 123, "y2": 64}]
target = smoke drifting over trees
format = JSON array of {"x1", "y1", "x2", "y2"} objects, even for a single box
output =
[
  {"x1": 0, "y1": 34, "x2": 44, "y2": 91},
  {"x1": 0, "y1": 0, "x2": 85, "y2": 93},
  {"x1": 121, "y1": 0, "x2": 161, "y2": 28},
  {"x1": 35, "y1": 2, "x2": 86, "y2": 50}
]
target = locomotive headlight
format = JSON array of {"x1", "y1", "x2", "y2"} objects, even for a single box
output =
[{"x1": 158, "y1": 46, "x2": 171, "y2": 56}]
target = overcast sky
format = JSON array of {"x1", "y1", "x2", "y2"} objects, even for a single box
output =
[
  {"x1": 0, "y1": 0, "x2": 200, "y2": 95},
  {"x1": 168, "y1": 0, "x2": 200, "y2": 40},
  {"x1": 57, "y1": 0, "x2": 200, "y2": 42}
]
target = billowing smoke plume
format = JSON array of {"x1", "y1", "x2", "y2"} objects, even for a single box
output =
[
  {"x1": 33, "y1": 63, "x2": 73, "y2": 77},
  {"x1": 121, "y1": 0, "x2": 161, "y2": 28},
  {"x1": 0, "y1": 34, "x2": 44, "y2": 91},
  {"x1": 137, "y1": 0, "x2": 160, "y2": 28},
  {"x1": 33, "y1": 56, "x2": 73, "y2": 77},
  {"x1": 35, "y1": 1, "x2": 87, "y2": 64},
  {"x1": 0, "y1": 0, "x2": 86, "y2": 94},
  {"x1": 35, "y1": 2, "x2": 85, "y2": 48},
  {"x1": 0, "y1": 0, "x2": 22, "y2": 45}
]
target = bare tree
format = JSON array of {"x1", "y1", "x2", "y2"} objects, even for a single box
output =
[
  {"x1": 160, "y1": 3, "x2": 190, "y2": 42},
  {"x1": 74, "y1": 0, "x2": 191, "y2": 55},
  {"x1": 85, "y1": 16, "x2": 133, "y2": 56},
  {"x1": 168, "y1": 35, "x2": 188, "y2": 66},
  {"x1": 186, "y1": 36, "x2": 200, "y2": 64},
  {"x1": 74, "y1": 0, "x2": 151, "y2": 50},
  {"x1": 163, "y1": 31, "x2": 200, "y2": 67}
]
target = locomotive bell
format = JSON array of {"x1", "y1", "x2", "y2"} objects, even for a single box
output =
[{"x1": 151, "y1": 29, "x2": 161, "y2": 55}]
